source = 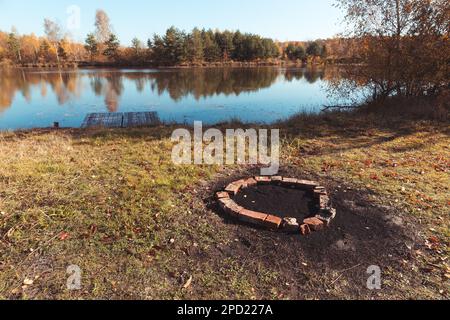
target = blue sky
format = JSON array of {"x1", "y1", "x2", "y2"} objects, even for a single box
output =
[{"x1": 0, "y1": 0, "x2": 343, "y2": 44}]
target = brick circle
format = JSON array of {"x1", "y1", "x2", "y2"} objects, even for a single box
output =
[{"x1": 216, "y1": 176, "x2": 337, "y2": 236}]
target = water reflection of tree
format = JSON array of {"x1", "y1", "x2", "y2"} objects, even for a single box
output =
[
  {"x1": 283, "y1": 68, "x2": 325, "y2": 84},
  {"x1": 0, "y1": 69, "x2": 82, "y2": 113},
  {"x1": 0, "y1": 67, "x2": 343, "y2": 114},
  {"x1": 82, "y1": 68, "x2": 281, "y2": 106},
  {"x1": 87, "y1": 72, "x2": 124, "y2": 112},
  {"x1": 284, "y1": 69, "x2": 304, "y2": 82},
  {"x1": 146, "y1": 68, "x2": 281, "y2": 101},
  {"x1": 303, "y1": 68, "x2": 324, "y2": 84},
  {"x1": 104, "y1": 74, "x2": 124, "y2": 112}
]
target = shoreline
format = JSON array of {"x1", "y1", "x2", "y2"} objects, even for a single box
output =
[
  {"x1": 1, "y1": 60, "x2": 332, "y2": 70},
  {"x1": 1, "y1": 108, "x2": 446, "y2": 134}
]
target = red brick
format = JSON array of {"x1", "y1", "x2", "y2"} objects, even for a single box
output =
[
  {"x1": 282, "y1": 217, "x2": 300, "y2": 233},
  {"x1": 296, "y1": 180, "x2": 319, "y2": 190},
  {"x1": 218, "y1": 198, "x2": 240, "y2": 217},
  {"x1": 225, "y1": 183, "x2": 241, "y2": 195},
  {"x1": 281, "y1": 177, "x2": 298, "y2": 186},
  {"x1": 303, "y1": 217, "x2": 324, "y2": 231},
  {"x1": 238, "y1": 209, "x2": 268, "y2": 226},
  {"x1": 263, "y1": 215, "x2": 283, "y2": 229},
  {"x1": 254, "y1": 176, "x2": 271, "y2": 184},
  {"x1": 300, "y1": 224, "x2": 311, "y2": 236},
  {"x1": 243, "y1": 178, "x2": 258, "y2": 187},
  {"x1": 235, "y1": 206, "x2": 247, "y2": 215},
  {"x1": 233, "y1": 179, "x2": 248, "y2": 188},
  {"x1": 271, "y1": 176, "x2": 283, "y2": 183},
  {"x1": 216, "y1": 191, "x2": 230, "y2": 200}
]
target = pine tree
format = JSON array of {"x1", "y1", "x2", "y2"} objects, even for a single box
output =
[
  {"x1": 202, "y1": 29, "x2": 220, "y2": 62},
  {"x1": 187, "y1": 28, "x2": 204, "y2": 63},
  {"x1": 103, "y1": 34, "x2": 120, "y2": 61},
  {"x1": 163, "y1": 26, "x2": 186, "y2": 65},
  {"x1": 7, "y1": 31, "x2": 21, "y2": 63},
  {"x1": 84, "y1": 33, "x2": 98, "y2": 61},
  {"x1": 215, "y1": 30, "x2": 234, "y2": 61}
]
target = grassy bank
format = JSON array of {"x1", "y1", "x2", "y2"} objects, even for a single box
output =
[{"x1": 0, "y1": 112, "x2": 448, "y2": 299}]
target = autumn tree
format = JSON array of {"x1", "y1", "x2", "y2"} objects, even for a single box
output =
[
  {"x1": 21, "y1": 34, "x2": 40, "y2": 63},
  {"x1": 94, "y1": 10, "x2": 113, "y2": 43},
  {"x1": 38, "y1": 39, "x2": 52, "y2": 62},
  {"x1": 43, "y1": 18, "x2": 62, "y2": 63},
  {"x1": 336, "y1": 0, "x2": 449, "y2": 100},
  {"x1": 0, "y1": 32, "x2": 8, "y2": 61}
]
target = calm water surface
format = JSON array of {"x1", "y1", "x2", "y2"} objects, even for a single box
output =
[{"x1": 0, "y1": 67, "x2": 356, "y2": 130}]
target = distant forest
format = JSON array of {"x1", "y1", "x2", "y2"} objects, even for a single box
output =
[{"x1": 0, "y1": 10, "x2": 336, "y2": 67}]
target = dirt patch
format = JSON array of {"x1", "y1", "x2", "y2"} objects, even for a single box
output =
[
  {"x1": 233, "y1": 184, "x2": 316, "y2": 221},
  {"x1": 200, "y1": 168, "x2": 423, "y2": 299}
]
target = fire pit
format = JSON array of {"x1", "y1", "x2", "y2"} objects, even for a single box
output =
[{"x1": 216, "y1": 176, "x2": 337, "y2": 235}]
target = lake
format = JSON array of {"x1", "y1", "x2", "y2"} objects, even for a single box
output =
[{"x1": 0, "y1": 67, "x2": 357, "y2": 130}]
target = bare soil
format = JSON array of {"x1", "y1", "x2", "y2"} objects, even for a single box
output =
[
  {"x1": 233, "y1": 184, "x2": 317, "y2": 221},
  {"x1": 203, "y1": 167, "x2": 423, "y2": 299}
]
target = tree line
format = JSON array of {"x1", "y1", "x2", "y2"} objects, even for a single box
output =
[
  {"x1": 284, "y1": 42, "x2": 327, "y2": 62},
  {"x1": 0, "y1": 9, "x2": 331, "y2": 67},
  {"x1": 0, "y1": 26, "x2": 85, "y2": 66},
  {"x1": 147, "y1": 27, "x2": 280, "y2": 65},
  {"x1": 83, "y1": 26, "x2": 282, "y2": 65}
]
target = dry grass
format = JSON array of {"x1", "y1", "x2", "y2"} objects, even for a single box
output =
[{"x1": 0, "y1": 113, "x2": 448, "y2": 299}]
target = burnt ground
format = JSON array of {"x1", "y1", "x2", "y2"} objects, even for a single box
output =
[
  {"x1": 233, "y1": 184, "x2": 317, "y2": 221},
  {"x1": 198, "y1": 167, "x2": 425, "y2": 300}
]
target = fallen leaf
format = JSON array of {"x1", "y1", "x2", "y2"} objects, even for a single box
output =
[
  {"x1": 183, "y1": 276, "x2": 193, "y2": 289},
  {"x1": 364, "y1": 159, "x2": 373, "y2": 168},
  {"x1": 23, "y1": 278, "x2": 34, "y2": 285},
  {"x1": 428, "y1": 236, "x2": 440, "y2": 244},
  {"x1": 59, "y1": 232, "x2": 69, "y2": 241}
]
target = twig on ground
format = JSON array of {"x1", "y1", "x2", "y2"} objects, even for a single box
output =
[{"x1": 330, "y1": 263, "x2": 362, "y2": 286}]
